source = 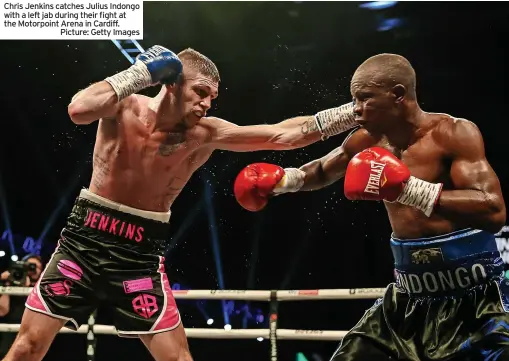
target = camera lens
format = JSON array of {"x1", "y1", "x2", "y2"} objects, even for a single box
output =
[{"x1": 12, "y1": 270, "x2": 22, "y2": 280}]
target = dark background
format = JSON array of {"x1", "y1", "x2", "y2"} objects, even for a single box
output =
[{"x1": 1, "y1": 1, "x2": 509, "y2": 361}]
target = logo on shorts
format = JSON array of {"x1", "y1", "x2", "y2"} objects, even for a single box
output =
[
  {"x1": 410, "y1": 248, "x2": 443, "y2": 264},
  {"x1": 123, "y1": 278, "x2": 154, "y2": 294},
  {"x1": 132, "y1": 294, "x2": 158, "y2": 319},
  {"x1": 57, "y1": 260, "x2": 83, "y2": 281},
  {"x1": 84, "y1": 209, "x2": 145, "y2": 242},
  {"x1": 395, "y1": 263, "x2": 489, "y2": 294},
  {"x1": 44, "y1": 280, "x2": 73, "y2": 297}
]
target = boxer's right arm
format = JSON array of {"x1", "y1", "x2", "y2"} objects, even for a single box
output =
[
  {"x1": 68, "y1": 45, "x2": 182, "y2": 125},
  {"x1": 233, "y1": 129, "x2": 379, "y2": 211},
  {"x1": 276, "y1": 128, "x2": 380, "y2": 193},
  {"x1": 68, "y1": 82, "x2": 122, "y2": 125}
]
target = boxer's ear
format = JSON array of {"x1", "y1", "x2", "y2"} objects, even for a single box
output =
[
  {"x1": 164, "y1": 73, "x2": 183, "y2": 94},
  {"x1": 164, "y1": 82, "x2": 178, "y2": 94},
  {"x1": 392, "y1": 84, "x2": 406, "y2": 103}
]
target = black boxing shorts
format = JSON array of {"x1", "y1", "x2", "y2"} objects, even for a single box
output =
[
  {"x1": 331, "y1": 228, "x2": 509, "y2": 361},
  {"x1": 25, "y1": 189, "x2": 181, "y2": 337}
]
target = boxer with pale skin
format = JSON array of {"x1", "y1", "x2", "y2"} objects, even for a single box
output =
[
  {"x1": 3, "y1": 46, "x2": 358, "y2": 361},
  {"x1": 235, "y1": 53, "x2": 508, "y2": 361}
]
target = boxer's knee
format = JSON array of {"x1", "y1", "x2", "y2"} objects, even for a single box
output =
[
  {"x1": 143, "y1": 348, "x2": 192, "y2": 361},
  {"x1": 152, "y1": 345, "x2": 193, "y2": 361},
  {"x1": 4, "y1": 309, "x2": 64, "y2": 361},
  {"x1": 6, "y1": 330, "x2": 46, "y2": 361},
  {"x1": 140, "y1": 326, "x2": 193, "y2": 361},
  {"x1": 178, "y1": 350, "x2": 193, "y2": 361}
]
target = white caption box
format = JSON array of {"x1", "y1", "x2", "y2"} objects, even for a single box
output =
[{"x1": 0, "y1": 0, "x2": 143, "y2": 40}]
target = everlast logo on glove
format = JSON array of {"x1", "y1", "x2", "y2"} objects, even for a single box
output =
[
  {"x1": 364, "y1": 161, "x2": 387, "y2": 195},
  {"x1": 344, "y1": 147, "x2": 411, "y2": 203}
]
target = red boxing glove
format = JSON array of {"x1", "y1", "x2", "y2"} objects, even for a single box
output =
[
  {"x1": 344, "y1": 147, "x2": 443, "y2": 216},
  {"x1": 234, "y1": 163, "x2": 285, "y2": 212},
  {"x1": 344, "y1": 147, "x2": 410, "y2": 202}
]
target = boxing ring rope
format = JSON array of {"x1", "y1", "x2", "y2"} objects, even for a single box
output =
[{"x1": 0, "y1": 286, "x2": 387, "y2": 360}]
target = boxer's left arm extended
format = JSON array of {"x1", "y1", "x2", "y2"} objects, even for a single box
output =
[
  {"x1": 434, "y1": 120, "x2": 506, "y2": 232},
  {"x1": 206, "y1": 102, "x2": 357, "y2": 151},
  {"x1": 232, "y1": 128, "x2": 378, "y2": 212}
]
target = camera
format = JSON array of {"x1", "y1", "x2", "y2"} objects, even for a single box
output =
[{"x1": 8, "y1": 261, "x2": 36, "y2": 286}]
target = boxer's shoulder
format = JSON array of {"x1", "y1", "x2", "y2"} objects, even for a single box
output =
[
  {"x1": 98, "y1": 95, "x2": 152, "y2": 141},
  {"x1": 99, "y1": 94, "x2": 146, "y2": 123},
  {"x1": 198, "y1": 116, "x2": 230, "y2": 128},
  {"x1": 342, "y1": 127, "x2": 381, "y2": 156},
  {"x1": 194, "y1": 116, "x2": 234, "y2": 142},
  {"x1": 123, "y1": 94, "x2": 150, "y2": 116},
  {"x1": 428, "y1": 113, "x2": 482, "y2": 154},
  {"x1": 428, "y1": 112, "x2": 474, "y2": 134}
]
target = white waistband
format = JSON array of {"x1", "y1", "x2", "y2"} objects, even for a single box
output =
[{"x1": 79, "y1": 189, "x2": 171, "y2": 223}]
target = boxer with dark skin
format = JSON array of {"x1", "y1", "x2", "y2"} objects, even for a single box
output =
[
  {"x1": 5, "y1": 46, "x2": 357, "y2": 361},
  {"x1": 235, "y1": 54, "x2": 508, "y2": 360},
  {"x1": 301, "y1": 72, "x2": 506, "y2": 237}
]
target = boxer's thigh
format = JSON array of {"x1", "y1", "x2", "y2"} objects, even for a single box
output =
[
  {"x1": 26, "y1": 241, "x2": 98, "y2": 329},
  {"x1": 331, "y1": 297, "x2": 400, "y2": 361},
  {"x1": 105, "y1": 254, "x2": 181, "y2": 337},
  {"x1": 455, "y1": 314, "x2": 509, "y2": 361},
  {"x1": 331, "y1": 335, "x2": 395, "y2": 361},
  {"x1": 436, "y1": 282, "x2": 509, "y2": 361}
]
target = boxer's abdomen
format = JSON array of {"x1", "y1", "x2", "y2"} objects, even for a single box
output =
[
  {"x1": 385, "y1": 201, "x2": 460, "y2": 239},
  {"x1": 89, "y1": 116, "x2": 213, "y2": 212}
]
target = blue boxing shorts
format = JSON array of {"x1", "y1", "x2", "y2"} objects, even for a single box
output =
[
  {"x1": 25, "y1": 189, "x2": 181, "y2": 337},
  {"x1": 331, "y1": 228, "x2": 509, "y2": 361}
]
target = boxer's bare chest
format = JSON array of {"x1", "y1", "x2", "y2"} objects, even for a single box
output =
[
  {"x1": 377, "y1": 134, "x2": 448, "y2": 183},
  {"x1": 376, "y1": 132, "x2": 455, "y2": 238},
  {"x1": 90, "y1": 113, "x2": 213, "y2": 211}
]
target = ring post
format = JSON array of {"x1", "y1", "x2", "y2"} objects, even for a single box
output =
[{"x1": 269, "y1": 290, "x2": 278, "y2": 361}]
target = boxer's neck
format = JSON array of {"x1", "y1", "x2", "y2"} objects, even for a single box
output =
[
  {"x1": 149, "y1": 87, "x2": 185, "y2": 132},
  {"x1": 384, "y1": 103, "x2": 426, "y2": 150}
]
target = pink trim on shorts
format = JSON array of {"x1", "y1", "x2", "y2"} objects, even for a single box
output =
[
  {"x1": 25, "y1": 235, "x2": 79, "y2": 330},
  {"x1": 117, "y1": 256, "x2": 181, "y2": 337}
]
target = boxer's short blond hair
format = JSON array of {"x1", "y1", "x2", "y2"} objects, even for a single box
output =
[{"x1": 178, "y1": 48, "x2": 220, "y2": 83}]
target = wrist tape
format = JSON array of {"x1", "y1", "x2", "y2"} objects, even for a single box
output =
[
  {"x1": 105, "y1": 61, "x2": 153, "y2": 102},
  {"x1": 396, "y1": 176, "x2": 443, "y2": 217},
  {"x1": 314, "y1": 102, "x2": 357, "y2": 140},
  {"x1": 273, "y1": 168, "x2": 306, "y2": 194}
]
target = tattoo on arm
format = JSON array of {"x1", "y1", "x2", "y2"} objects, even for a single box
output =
[
  {"x1": 300, "y1": 118, "x2": 319, "y2": 135},
  {"x1": 92, "y1": 154, "x2": 110, "y2": 189}
]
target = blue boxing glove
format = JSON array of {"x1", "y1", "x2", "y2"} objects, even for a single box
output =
[
  {"x1": 136, "y1": 45, "x2": 182, "y2": 85},
  {"x1": 105, "y1": 45, "x2": 183, "y2": 101}
]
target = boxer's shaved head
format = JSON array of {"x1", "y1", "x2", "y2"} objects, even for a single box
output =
[
  {"x1": 178, "y1": 48, "x2": 220, "y2": 83},
  {"x1": 351, "y1": 53, "x2": 416, "y2": 100}
]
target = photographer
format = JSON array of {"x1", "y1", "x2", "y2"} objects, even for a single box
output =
[{"x1": 0, "y1": 255, "x2": 43, "y2": 358}]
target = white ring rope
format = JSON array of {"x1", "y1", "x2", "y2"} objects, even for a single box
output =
[
  {"x1": 0, "y1": 324, "x2": 347, "y2": 340},
  {"x1": 0, "y1": 286, "x2": 384, "y2": 342},
  {"x1": 0, "y1": 286, "x2": 386, "y2": 299}
]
